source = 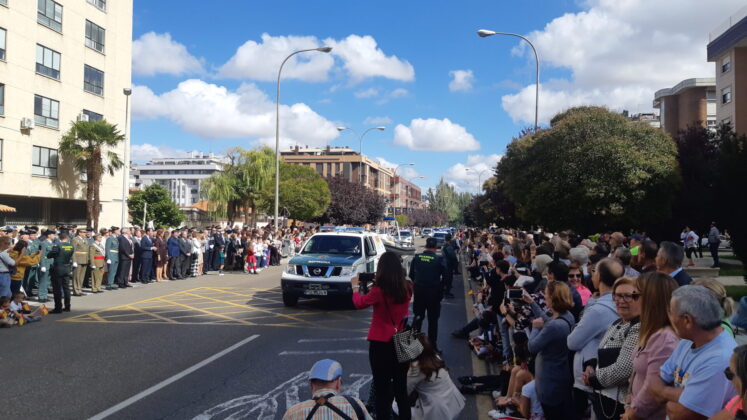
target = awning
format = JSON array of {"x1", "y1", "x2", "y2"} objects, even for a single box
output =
[{"x1": 0, "y1": 204, "x2": 17, "y2": 213}]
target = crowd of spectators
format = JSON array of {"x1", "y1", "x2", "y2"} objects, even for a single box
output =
[{"x1": 455, "y1": 228, "x2": 746, "y2": 420}]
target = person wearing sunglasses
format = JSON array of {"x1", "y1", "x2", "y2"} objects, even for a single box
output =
[
  {"x1": 649, "y1": 285, "x2": 737, "y2": 420},
  {"x1": 568, "y1": 262, "x2": 592, "y2": 306},
  {"x1": 708, "y1": 345, "x2": 747, "y2": 420},
  {"x1": 582, "y1": 276, "x2": 641, "y2": 420}
]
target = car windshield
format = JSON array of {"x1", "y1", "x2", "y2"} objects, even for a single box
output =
[
  {"x1": 399, "y1": 231, "x2": 411, "y2": 237},
  {"x1": 434, "y1": 232, "x2": 447, "y2": 238},
  {"x1": 302, "y1": 235, "x2": 362, "y2": 255}
]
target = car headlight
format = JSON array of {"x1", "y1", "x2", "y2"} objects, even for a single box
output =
[
  {"x1": 340, "y1": 265, "x2": 359, "y2": 277},
  {"x1": 285, "y1": 264, "x2": 296, "y2": 274}
]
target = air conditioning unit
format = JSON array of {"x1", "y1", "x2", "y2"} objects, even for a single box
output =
[
  {"x1": 77, "y1": 112, "x2": 89, "y2": 122},
  {"x1": 21, "y1": 118, "x2": 35, "y2": 130}
]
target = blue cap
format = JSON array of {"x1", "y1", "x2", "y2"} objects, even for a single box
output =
[{"x1": 309, "y1": 359, "x2": 343, "y2": 381}]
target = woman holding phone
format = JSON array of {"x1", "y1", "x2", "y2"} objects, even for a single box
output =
[{"x1": 351, "y1": 251, "x2": 413, "y2": 420}]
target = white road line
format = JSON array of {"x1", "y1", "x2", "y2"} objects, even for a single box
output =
[
  {"x1": 297, "y1": 337, "x2": 367, "y2": 343},
  {"x1": 89, "y1": 334, "x2": 261, "y2": 420},
  {"x1": 279, "y1": 349, "x2": 368, "y2": 356}
]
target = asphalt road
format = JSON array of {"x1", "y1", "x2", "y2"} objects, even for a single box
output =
[{"x1": 2, "y1": 238, "x2": 477, "y2": 420}]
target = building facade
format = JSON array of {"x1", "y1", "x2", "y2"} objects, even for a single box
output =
[
  {"x1": 708, "y1": 5, "x2": 747, "y2": 133},
  {"x1": 280, "y1": 146, "x2": 422, "y2": 213},
  {"x1": 130, "y1": 153, "x2": 227, "y2": 207},
  {"x1": 0, "y1": 0, "x2": 132, "y2": 227},
  {"x1": 390, "y1": 176, "x2": 423, "y2": 215},
  {"x1": 653, "y1": 78, "x2": 717, "y2": 138}
]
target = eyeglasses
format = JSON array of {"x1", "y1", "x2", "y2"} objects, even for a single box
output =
[
  {"x1": 725, "y1": 367, "x2": 735, "y2": 381},
  {"x1": 612, "y1": 293, "x2": 641, "y2": 302},
  {"x1": 568, "y1": 273, "x2": 582, "y2": 278}
]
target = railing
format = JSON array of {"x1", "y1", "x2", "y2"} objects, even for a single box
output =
[{"x1": 710, "y1": 4, "x2": 747, "y2": 42}]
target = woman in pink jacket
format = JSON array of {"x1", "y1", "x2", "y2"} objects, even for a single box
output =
[
  {"x1": 351, "y1": 251, "x2": 412, "y2": 420},
  {"x1": 622, "y1": 272, "x2": 680, "y2": 420}
]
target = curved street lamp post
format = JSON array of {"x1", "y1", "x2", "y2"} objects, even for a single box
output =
[{"x1": 337, "y1": 126, "x2": 386, "y2": 185}]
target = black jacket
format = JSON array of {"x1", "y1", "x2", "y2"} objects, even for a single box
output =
[
  {"x1": 178, "y1": 237, "x2": 191, "y2": 257},
  {"x1": 409, "y1": 250, "x2": 445, "y2": 289},
  {"x1": 118, "y1": 235, "x2": 134, "y2": 260}
]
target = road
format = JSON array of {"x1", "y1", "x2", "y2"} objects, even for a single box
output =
[{"x1": 2, "y1": 238, "x2": 477, "y2": 419}]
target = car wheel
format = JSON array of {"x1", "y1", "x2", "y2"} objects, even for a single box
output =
[{"x1": 282, "y1": 292, "x2": 299, "y2": 307}]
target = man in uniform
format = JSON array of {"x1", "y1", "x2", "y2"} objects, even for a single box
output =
[
  {"x1": 72, "y1": 228, "x2": 89, "y2": 296},
  {"x1": 47, "y1": 232, "x2": 74, "y2": 313},
  {"x1": 88, "y1": 233, "x2": 106, "y2": 293},
  {"x1": 409, "y1": 237, "x2": 446, "y2": 351},
  {"x1": 82, "y1": 227, "x2": 94, "y2": 290},
  {"x1": 22, "y1": 227, "x2": 41, "y2": 297},
  {"x1": 36, "y1": 229, "x2": 56, "y2": 303},
  {"x1": 441, "y1": 234, "x2": 458, "y2": 299},
  {"x1": 105, "y1": 227, "x2": 120, "y2": 290}
]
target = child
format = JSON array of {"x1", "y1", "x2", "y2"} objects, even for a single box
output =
[
  {"x1": 245, "y1": 243, "x2": 257, "y2": 274},
  {"x1": 0, "y1": 297, "x2": 15, "y2": 327},
  {"x1": 254, "y1": 238, "x2": 265, "y2": 273},
  {"x1": 10, "y1": 292, "x2": 45, "y2": 324}
]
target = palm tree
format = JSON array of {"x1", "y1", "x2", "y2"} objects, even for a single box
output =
[{"x1": 59, "y1": 120, "x2": 124, "y2": 230}]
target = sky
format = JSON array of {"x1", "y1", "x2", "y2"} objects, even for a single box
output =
[{"x1": 130, "y1": 0, "x2": 746, "y2": 192}]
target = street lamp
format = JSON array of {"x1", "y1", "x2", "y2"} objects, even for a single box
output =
[
  {"x1": 465, "y1": 167, "x2": 489, "y2": 192},
  {"x1": 392, "y1": 163, "x2": 415, "y2": 216},
  {"x1": 122, "y1": 87, "x2": 132, "y2": 227},
  {"x1": 477, "y1": 29, "x2": 540, "y2": 133},
  {"x1": 275, "y1": 46, "x2": 332, "y2": 231},
  {"x1": 337, "y1": 126, "x2": 385, "y2": 184}
]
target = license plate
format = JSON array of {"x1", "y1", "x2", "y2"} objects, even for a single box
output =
[{"x1": 304, "y1": 289, "x2": 328, "y2": 296}]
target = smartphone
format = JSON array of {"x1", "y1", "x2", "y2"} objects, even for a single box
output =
[
  {"x1": 506, "y1": 288, "x2": 523, "y2": 300},
  {"x1": 358, "y1": 272, "x2": 375, "y2": 294}
]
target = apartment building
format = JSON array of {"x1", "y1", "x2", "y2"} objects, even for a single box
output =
[
  {"x1": 390, "y1": 175, "x2": 423, "y2": 215},
  {"x1": 130, "y1": 153, "x2": 227, "y2": 207},
  {"x1": 707, "y1": 5, "x2": 747, "y2": 133},
  {"x1": 653, "y1": 78, "x2": 717, "y2": 138},
  {"x1": 0, "y1": 0, "x2": 132, "y2": 226}
]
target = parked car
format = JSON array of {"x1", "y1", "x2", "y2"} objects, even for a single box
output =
[
  {"x1": 700, "y1": 235, "x2": 732, "y2": 249},
  {"x1": 421, "y1": 228, "x2": 433, "y2": 238}
]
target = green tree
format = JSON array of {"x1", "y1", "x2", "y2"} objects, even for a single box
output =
[
  {"x1": 716, "y1": 127, "x2": 747, "y2": 275},
  {"x1": 202, "y1": 147, "x2": 275, "y2": 226},
  {"x1": 128, "y1": 184, "x2": 184, "y2": 227},
  {"x1": 395, "y1": 214, "x2": 409, "y2": 227},
  {"x1": 319, "y1": 176, "x2": 386, "y2": 225},
  {"x1": 427, "y1": 179, "x2": 471, "y2": 225},
  {"x1": 499, "y1": 106, "x2": 681, "y2": 234},
  {"x1": 259, "y1": 162, "x2": 330, "y2": 221},
  {"x1": 59, "y1": 120, "x2": 124, "y2": 230}
]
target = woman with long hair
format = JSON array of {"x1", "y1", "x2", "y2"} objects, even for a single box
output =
[
  {"x1": 621, "y1": 272, "x2": 679, "y2": 420},
  {"x1": 406, "y1": 335, "x2": 465, "y2": 420},
  {"x1": 153, "y1": 229, "x2": 168, "y2": 282},
  {"x1": 712, "y1": 344, "x2": 747, "y2": 420},
  {"x1": 351, "y1": 251, "x2": 412, "y2": 420}
]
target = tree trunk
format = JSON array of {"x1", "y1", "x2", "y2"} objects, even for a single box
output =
[
  {"x1": 91, "y1": 150, "x2": 102, "y2": 231},
  {"x1": 85, "y1": 155, "x2": 95, "y2": 230}
]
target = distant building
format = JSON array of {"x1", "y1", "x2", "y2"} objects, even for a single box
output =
[
  {"x1": 625, "y1": 112, "x2": 661, "y2": 129},
  {"x1": 390, "y1": 176, "x2": 423, "y2": 215},
  {"x1": 653, "y1": 78, "x2": 717, "y2": 138},
  {"x1": 708, "y1": 5, "x2": 747, "y2": 133},
  {"x1": 130, "y1": 153, "x2": 227, "y2": 207}
]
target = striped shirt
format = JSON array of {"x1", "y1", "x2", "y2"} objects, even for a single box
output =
[{"x1": 282, "y1": 389, "x2": 372, "y2": 420}]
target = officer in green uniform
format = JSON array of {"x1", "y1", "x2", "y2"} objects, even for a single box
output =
[
  {"x1": 37, "y1": 229, "x2": 56, "y2": 303},
  {"x1": 83, "y1": 227, "x2": 94, "y2": 290},
  {"x1": 22, "y1": 227, "x2": 41, "y2": 297},
  {"x1": 105, "y1": 227, "x2": 120, "y2": 290},
  {"x1": 409, "y1": 237, "x2": 446, "y2": 350},
  {"x1": 47, "y1": 231, "x2": 74, "y2": 313},
  {"x1": 72, "y1": 228, "x2": 89, "y2": 296}
]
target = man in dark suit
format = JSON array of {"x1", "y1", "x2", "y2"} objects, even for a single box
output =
[
  {"x1": 131, "y1": 228, "x2": 142, "y2": 283},
  {"x1": 178, "y1": 229, "x2": 192, "y2": 278},
  {"x1": 140, "y1": 228, "x2": 155, "y2": 284},
  {"x1": 204, "y1": 226, "x2": 216, "y2": 272},
  {"x1": 656, "y1": 240, "x2": 692, "y2": 286},
  {"x1": 116, "y1": 227, "x2": 134, "y2": 288},
  {"x1": 212, "y1": 229, "x2": 225, "y2": 271}
]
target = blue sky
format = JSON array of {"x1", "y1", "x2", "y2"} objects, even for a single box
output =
[{"x1": 130, "y1": 0, "x2": 745, "y2": 192}]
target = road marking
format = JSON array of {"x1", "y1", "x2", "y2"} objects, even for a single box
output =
[
  {"x1": 279, "y1": 349, "x2": 368, "y2": 356},
  {"x1": 297, "y1": 337, "x2": 367, "y2": 343},
  {"x1": 89, "y1": 334, "x2": 260, "y2": 420}
]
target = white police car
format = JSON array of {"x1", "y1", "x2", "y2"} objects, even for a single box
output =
[{"x1": 280, "y1": 230, "x2": 387, "y2": 307}]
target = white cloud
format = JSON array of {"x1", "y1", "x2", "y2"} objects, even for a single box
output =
[
  {"x1": 449, "y1": 70, "x2": 475, "y2": 92},
  {"x1": 393, "y1": 118, "x2": 480, "y2": 152},
  {"x1": 130, "y1": 143, "x2": 191, "y2": 163},
  {"x1": 325, "y1": 35, "x2": 415, "y2": 83},
  {"x1": 501, "y1": 0, "x2": 744, "y2": 124},
  {"x1": 354, "y1": 88, "x2": 379, "y2": 98},
  {"x1": 375, "y1": 157, "x2": 421, "y2": 179},
  {"x1": 390, "y1": 88, "x2": 409, "y2": 98},
  {"x1": 131, "y1": 80, "x2": 339, "y2": 148},
  {"x1": 219, "y1": 33, "x2": 414, "y2": 84},
  {"x1": 132, "y1": 32, "x2": 204, "y2": 76},
  {"x1": 443, "y1": 154, "x2": 502, "y2": 192},
  {"x1": 363, "y1": 116, "x2": 393, "y2": 125}
]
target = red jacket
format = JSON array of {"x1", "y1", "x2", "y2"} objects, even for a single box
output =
[{"x1": 353, "y1": 285, "x2": 411, "y2": 342}]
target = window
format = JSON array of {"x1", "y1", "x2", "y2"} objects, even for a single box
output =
[
  {"x1": 722, "y1": 55, "x2": 732, "y2": 73},
  {"x1": 83, "y1": 109, "x2": 103, "y2": 121},
  {"x1": 85, "y1": 20, "x2": 105, "y2": 53},
  {"x1": 36, "y1": 44, "x2": 61, "y2": 80},
  {"x1": 0, "y1": 84, "x2": 4, "y2": 116},
  {"x1": 32, "y1": 146, "x2": 58, "y2": 177},
  {"x1": 34, "y1": 94, "x2": 59, "y2": 129},
  {"x1": 723, "y1": 118, "x2": 732, "y2": 128},
  {"x1": 86, "y1": 0, "x2": 106, "y2": 11},
  {"x1": 0, "y1": 0, "x2": 7, "y2": 7},
  {"x1": 84, "y1": 65, "x2": 104, "y2": 95},
  {"x1": 722, "y1": 86, "x2": 732, "y2": 105},
  {"x1": 0, "y1": 139, "x2": 3, "y2": 171},
  {"x1": 38, "y1": 0, "x2": 63, "y2": 33},
  {"x1": 0, "y1": 28, "x2": 6, "y2": 61}
]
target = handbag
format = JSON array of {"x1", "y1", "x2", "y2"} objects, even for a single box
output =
[{"x1": 384, "y1": 299, "x2": 424, "y2": 363}]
